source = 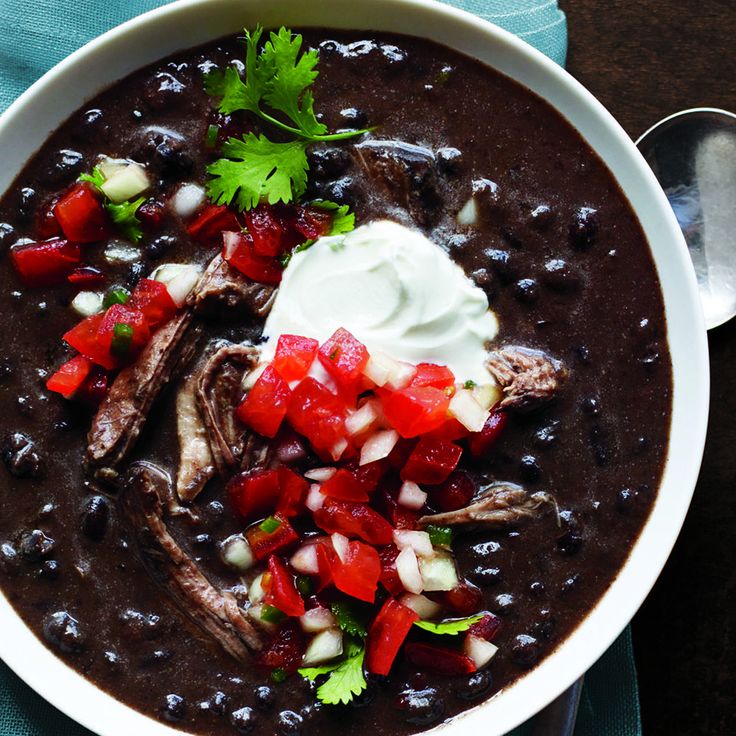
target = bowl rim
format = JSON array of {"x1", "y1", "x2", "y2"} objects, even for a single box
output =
[{"x1": 0, "y1": 1, "x2": 710, "y2": 735}]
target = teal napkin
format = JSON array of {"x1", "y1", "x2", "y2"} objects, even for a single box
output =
[{"x1": 0, "y1": 3, "x2": 638, "y2": 736}]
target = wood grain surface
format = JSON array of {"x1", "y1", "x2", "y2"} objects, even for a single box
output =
[{"x1": 560, "y1": 2, "x2": 736, "y2": 734}]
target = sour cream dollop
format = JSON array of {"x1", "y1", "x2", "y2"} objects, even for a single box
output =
[{"x1": 262, "y1": 220, "x2": 498, "y2": 384}]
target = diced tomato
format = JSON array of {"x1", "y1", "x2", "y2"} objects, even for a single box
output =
[
  {"x1": 228, "y1": 469, "x2": 280, "y2": 521},
  {"x1": 97, "y1": 304, "x2": 151, "y2": 361},
  {"x1": 331, "y1": 538, "x2": 381, "y2": 603},
  {"x1": 272, "y1": 426, "x2": 308, "y2": 465},
  {"x1": 77, "y1": 368, "x2": 108, "y2": 406},
  {"x1": 46, "y1": 355, "x2": 94, "y2": 398},
  {"x1": 317, "y1": 328, "x2": 369, "y2": 391},
  {"x1": 426, "y1": 417, "x2": 469, "y2": 442},
  {"x1": 314, "y1": 498, "x2": 393, "y2": 546},
  {"x1": 349, "y1": 459, "x2": 387, "y2": 494},
  {"x1": 63, "y1": 313, "x2": 117, "y2": 369},
  {"x1": 236, "y1": 365, "x2": 291, "y2": 438},
  {"x1": 467, "y1": 613, "x2": 502, "y2": 642},
  {"x1": 401, "y1": 437, "x2": 463, "y2": 485},
  {"x1": 10, "y1": 238, "x2": 81, "y2": 287},
  {"x1": 36, "y1": 199, "x2": 62, "y2": 239},
  {"x1": 53, "y1": 183, "x2": 109, "y2": 243},
  {"x1": 222, "y1": 230, "x2": 283, "y2": 285},
  {"x1": 378, "y1": 546, "x2": 405, "y2": 596},
  {"x1": 381, "y1": 386, "x2": 450, "y2": 438},
  {"x1": 137, "y1": 200, "x2": 164, "y2": 231},
  {"x1": 67, "y1": 266, "x2": 106, "y2": 288},
  {"x1": 128, "y1": 278, "x2": 178, "y2": 329},
  {"x1": 293, "y1": 205, "x2": 333, "y2": 240},
  {"x1": 286, "y1": 377, "x2": 347, "y2": 456},
  {"x1": 409, "y1": 363, "x2": 456, "y2": 390},
  {"x1": 468, "y1": 410, "x2": 508, "y2": 458},
  {"x1": 187, "y1": 204, "x2": 240, "y2": 243},
  {"x1": 256, "y1": 620, "x2": 306, "y2": 674},
  {"x1": 429, "y1": 471, "x2": 475, "y2": 512},
  {"x1": 387, "y1": 437, "x2": 418, "y2": 470},
  {"x1": 365, "y1": 598, "x2": 419, "y2": 676},
  {"x1": 245, "y1": 205, "x2": 288, "y2": 257},
  {"x1": 320, "y1": 468, "x2": 369, "y2": 502},
  {"x1": 314, "y1": 541, "x2": 336, "y2": 592},
  {"x1": 273, "y1": 334, "x2": 318, "y2": 382},
  {"x1": 373, "y1": 486, "x2": 419, "y2": 530},
  {"x1": 246, "y1": 513, "x2": 299, "y2": 561},
  {"x1": 264, "y1": 556, "x2": 306, "y2": 617},
  {"x1": 434, "y1": 580, "x2": 484, "y2": 616},
  {"x1": 404, "y1": 642, "x2": 476, "y2": 675},
  {"x1": 275, "y1": 467, "x2": 309, "y2": 517}
]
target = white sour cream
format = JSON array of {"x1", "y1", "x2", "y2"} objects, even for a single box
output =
[{"x1": 262, "y1": 220, "x2": 498, "y2": 383}]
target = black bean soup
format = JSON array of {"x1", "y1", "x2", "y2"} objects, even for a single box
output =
[{"x1": 0, "y1": 28, "x2": 671, "y2": 736}]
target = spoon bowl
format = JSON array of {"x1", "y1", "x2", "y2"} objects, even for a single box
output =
[{"x1": 637, "y1": 108, "x2": 736, "y2": 330}]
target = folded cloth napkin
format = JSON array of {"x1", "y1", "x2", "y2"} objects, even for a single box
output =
[{"x1": 0, "y1": 2, "x2": 638, "y2": 736}]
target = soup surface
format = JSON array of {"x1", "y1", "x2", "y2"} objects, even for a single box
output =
[{"x1": 0, "y1": 28, "x2": 671, "y2": 736}]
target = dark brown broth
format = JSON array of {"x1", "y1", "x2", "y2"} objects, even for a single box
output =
[{"x1": 0, "y1": 29, "x2": 671, "y2": 736}]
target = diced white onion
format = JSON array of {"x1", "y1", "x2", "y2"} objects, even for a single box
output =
[
  {"x1": 464, "y1": 634, "x2": 498, "y2": 669},
  {"x1": 386, "y1": 360, "x2": 418, "y2": 391},
  {"x1": 449, "y1": 389, "x2": 490, "y2": 432},
  {"x1": 397, "y1": 480, "x2": 428, "y2": 510},
  {"x1": 399, "y1": 593, "x2": 442, "y2": 620},
  {"x1": 363, "y1": 351, "x2": 416, "y2": 390},
  {"x1": 104, "y1": 241, "x2": 141, "y2": 264},
  {"x1": 393, "y1": 530, "x2": 434, "y2": 558},
  {"x1": 220, "y1": 534, "x2": 254, "y2": 571},
  {"x1": 151, "y1": 262, "x2": 202, "y2": 307},
  {"x1": 290, "y1": 544, "x2": 320, "y2": 575},
  {"x1": 222, "y1": 230, "x2": 241, "y2": 260},
  {"x1": 242, "y1": 362, "x2": 267, "y2": 391},
  {"x1": 345, "y1": 400, "x2": 381, "y2": 438},
  {"x1": 457, "y1": 196, "x2": 478, "y2": 226},
  {"x1": 359, "y1": 429, "x2": 399, "y2": 466},
  {"x1": 307, "y1": 359, "x2": 339, "y2": 394},
  {"x1": 101, "y1": 163, "x2": 150, "y2": 204},
  {"x1": 97, "y1": 156, "x2": 129, "y2": 180},
  {"x1": 419, "y1": 554, "x2": 459, "y2": 592},
  {"x1": 331, "y1": 532, "x2": 349, "y2": 563},
  {"x1": 299, "y1": 607, "x2": 337, "y2": 633},
  {"x1": 302, "y1": 629, "x2": 343, "y2": 665},
  {"x1": 472, "y1": 383, "x2": 502, "y2": 411},
  {"x1": 248, "y1": 573, "x2": 267, "y2": 605},
  {"x1": 70, "y1": 290, "x2": 103, "y2": 317},
  {"x1": 396, "y1": 546, "x2": 423, "y2": 594},
  {"x1": 306, "y1": 484, "x2": 326, "y2": 512},
  {"x1": 330, "y1": 437, "x2": 348, "y2": 461},
  {"x1": 304, "y1": 467, "x2": 337, "y2": 482},
  {"x1": 172, "y1": 183, "x2": 206, "y2": 218}
]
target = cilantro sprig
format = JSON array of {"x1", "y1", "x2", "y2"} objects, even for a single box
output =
[
  {"x1": 414, "y1": 614, "x2": 484, "y2": 636},
  {"x1": 205, "y1": 26, "x2": 371, "y2": 211}
]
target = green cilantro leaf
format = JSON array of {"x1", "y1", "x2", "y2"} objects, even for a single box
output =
[
  {"x1": 206, "y1": 133, "x2": 309, "y2": 211},
  {"x1": 105, "y1": 197, "x2": 146, "y2": 244},
  {"x1": 413, "y1": 614, "x2": 484, "y2": 636},
  {"x1": 79, "y1": 166, "x2": 105, "y2": 189},
  {"x1": 311, "y1": 200, "x2": 356, "y2": 236},
  {"x1": 299, "y1": 638, "x2": 367, "y2": 706},
  {"x1": 330, "y1": 601, "x2": 368, "y2": 639}
]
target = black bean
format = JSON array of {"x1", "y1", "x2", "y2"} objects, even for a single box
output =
[
  {"x1": 201, "y1": 690, "x2": 229, "y2": 716},
  {"x1": 569, "y1": 206, "x2": 599, "y2": 249},
  {"x1": 249, "y1": 684, "x2": 274, "y2": 711},
  {"x1": 470, "y1": 566, "x2": 502, "y2": 587},
  {"x1": 43, "y1": 611, "x2": 85, "y2": 654},
  {"x1": 532, "y1": 609, "x2": 556, "y2": 640},
  {"x1": 16, "y1": 396, "x2": 32, "y2": 417},
  {"x1": 483, "y1": 248, "x2": 518, "y2": 284},
  {"x1": 494, "y1": 592, "x2": 516, "y2": 614},
  {"x1": 119, "y1": 608, "x2": 163, "y2": 641},
  {"x1": 194, "y1": 533, "x2": 212, "y2": 546},
  {"x1": 140, "y1": 648, "x2": 173, "y2": 667},
  {"x1": 0, "y1": 359, "x2": 12, "y2": 382},
  {"x1": 229, "y1": 707, "x2": 257, "y2": 733},
  {"x1": 556, "y1": 529, "x2": 583, "y2": 555},
  {"x1": 38, "y1": 559, "x2": 61, "y2": 579},
  {"x1": 0, "y1": 542, "x2": 20, "y2": 576},
  {"x1": 276, "y1": 710, "x2": 303, "y2": 736},
  {"x1": 125, "y1": 262, "x2": 147, "y2": 289},
  {"x1": 436, "y1": 147, "x2": 463, "y2": 175},
  {"x1": 576, "y1": 345, "x2": 592, "y2": 365},
  {"x1": 381, "y1": 43, "x2": 408, "y2": 71},
  {"x1": 19, "y1": 529, "x2": 55, "y2": 561},
  {"x1": 45, "y1": 149, "x2": 84, "y2": 184},
  {"x1": 617, "y1": 487, "x2": 648, "y2": 515},
  {"x1": 207, "y1": 500, "x2": 225, "y2": 519},
  {"x1": 0, "y1": 223, "x2": 16, "y2": 250},
  {"x1": 453, "y1": 669, "x2": 493, "y2": 701},
  {"x1": 589, "y1": 424, "x2": 610, "y2": 466},
  {"x1": 338, "y1": 107, "x2": 368, "y2": 128},
  {"x1": 18, "y1": 187, "x2": 37, "y2": 221},
  {"x1": 81, "y1": 495, "x2": 110, "y2": 542},
  {"x1": 2, "y1": 432, "x2": 43, "y2": 478},
  {"x1": 72, "y1": 109, "x2": 107, "y2": 142},
  {"x1": 395, "y1": 687, "x2": 445, "y2": 727},
  {"x1": 308, "y1": 147, "x2": 351, "y2": 179},
  {"x1": 162, "y1": 693, "x2": 186, "y2": 722},
  {"x1": 318, "y1": 39, "x2": 342, "y2": 56},
  {"x1": 323, "y1": 176, "x2": 357, "y2": 206},
  {"x1": 514, "y1": 278, "x2": 539, "y2": 303},
  {"x1": 560, "y1": 574, "x2": 582, "y2": 594},
  {"x1": 470, "y1": 540, "x2": 501, "y2": 561},
  {"x1": 511, "y1": 634, "x2": 540, "y2": 668},
  {"x1": 528, "y1": 204, "x2": 555, "y2": 230},
  {"x1": 145, "y1": 234, "x2": 176, "y2": 261},
  {"x1": 542, "y1": 258, "x2": 581, "y2": 291},
  {"x1": 144, "y1": 73, "x2": 186, "y2": 110},
  {"x1": 519, "y1": 455, "x2": 541, "y2": 481},
  {"x1": 534, "y1": 421, "x2": 559, "y2": 449},
  {"x1": 529, "y1": 581, "x2": 546, "y2": 597},
  {"x1": 103, "y1": 650, "x2": 121, "y2": 670}
]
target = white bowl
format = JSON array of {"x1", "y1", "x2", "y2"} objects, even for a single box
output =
[{"x1": 0, "y1": 1, "x2": 709, "y2": 735}]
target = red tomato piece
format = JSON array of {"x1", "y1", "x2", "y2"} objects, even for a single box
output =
[
  {"x1": 77, "y1": 368, "x2": 109, "y2": 407},
  {"x1": 46, "y1": 355, "x2": 94, "y2": 398},
  {"x1": 128, "y1": 278, "x2": 178, "y2": 329},
  {"x1": 36, "y1": 199, "x2": 62, "y2": 240},
  {"x1": 246, "y1": 513, "x2": 300, "y2": 561},
  {"x1": 313, "y1": 498, "x2": 393, "y2": 546},
  {"x1": 314, "y1": 541, "x2": 336, "y2": 592},
  {"x1": 264, "y1": 556, "x2": 306, "y2": 617},
  {"x1": 53, "y1": 183, "x2": 109, "y2": 243},
  {"x1": 404, "y1": 642, "x2": 476, "y2": 675},
  {"x1": 273, "y1": 334, "x2": 319, "y2": 382},
  {"x1": 245, "y1": 205, "x2": 288, "y2": 257},
  {"x1": 331, "y1": 539, "x2": 381, "y2": 603},
  {"x1": 222, "y1": 230, "x2": 283, "y2": 284},
  {"x1": 320, "y1": 468, "x2": 369, "y2": 502},
  {"x1": 378, "y1": 546, "x2": 404, "y2": 596},
  {"x1": 428, "y1": 471, "x2": 475, "y2": 512},
  {"x1": 97, "y1": 304, "x2": 151, "y2": 362},
  {"x1": 468, "y1": 410, "x2": 508, "y2": 458},
  {"x1": 137, "y1": 200, "x2": 164, "y2": 231},
  {"x1": 317, "y1": 328, "x2": 369, "y2": 390},
  {"x1": 381, "y1": 386, "x2": 450, "y2": 438},
  {"x1": 286, "y1": 377, "x2": 347, "y2": 456},
  {"x1": 236, "y1": 365, "x2": 291, "y2": 438},
  {"x1": 10, "y1": 238, "x2": 81, "y2": 287},
  {"x1": 67, "y1": 266, "x2": 106, "y2": 288},
  {"x1": 276, "y1": 467, "x2": 309, "y2": 517},
  {"x1": 63, "y1": 313, "x2": 117, "y2": 370},
  {"x1": 467, "y1": 613, "x2": 502, "y2": 643},
  {"x1": 227, "y1": 469, "x2": 281, "y2": 521},
  {"x1": 256, "y1": 621, "x2": 306, "y2": 674},
  {"x1": 373, "y1": 486, "x2": 419, "y2": 530},
  {"x1": 434, "y1": 580, "x2": 484, "y2": 616},
  {"x1": 409, "y1": 363, "x2": 456, "y2": 390},
  {"x1": 293, "y1": 205, "x2": 333, "y2": 240},
  {"x1": 425, "y1": 417, "x2": 469, "y2": 442},
  {"x1": 401, "y1": 437, "x2": 463, "y2": 485},
  {"x1": 365, "y1": 598, "x2": 419, "y2": 676},
  {"x1": 187, "y1": 204, "x2": 240, "y2": 243}
]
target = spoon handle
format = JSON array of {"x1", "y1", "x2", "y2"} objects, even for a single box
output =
[{"x1": 527, "y1": 676, "x2": 584, "y2": 736}]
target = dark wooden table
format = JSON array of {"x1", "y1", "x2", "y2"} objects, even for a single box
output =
[{"x1": 559, "y1": 2, "x2": 736, "y2": 734}]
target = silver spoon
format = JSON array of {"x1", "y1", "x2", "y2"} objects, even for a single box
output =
[{"x1": 637, "y1": 107, "x2": 736, "y2": 330}]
